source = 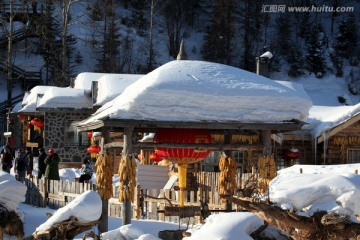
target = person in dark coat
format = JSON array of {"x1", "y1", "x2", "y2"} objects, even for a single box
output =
[
  {"x1": 37, "y1": 148, "x2": 47, "y2": 179},
  {"x1": 24, "y1": 148, "x2": 33, "y2": 177},
  {"x1": 79, "y1": 158, "x2": 93, "y2": 183},
  {"x1": 1, "y1": 144, "x2": 13, "y2": 173},
  {"x1": 44, "y1": 148, "x2": 60, "y2": 180},
  {"x1": 14, "y1": 149, "x2": 26, "y2": 182}
]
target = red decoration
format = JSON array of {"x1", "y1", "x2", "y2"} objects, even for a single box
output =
[
  {"x1": 87, "y1": 145, "x2": 101, "y2": 154},
  {"x1": 154, "y1": 128, "x2": 212, "y2": 164},
  {"x1": 285, "y1": 148, "x2": 300, "y2": 159},
  {"x1": 137, "y1": 153, "x2": 142, "y2": 160},
  {"x1": 150, "y1": 153, "x2": 163, "y2": 162},
  {"x1": 87, "y1": 131, "x2": 93, "y2": 138},
  {"x1": 30, "y1": 118, "x2": 44, "y2": 128},
  {"x1": 17, "y1": 115, "x2": 25, "y2": 122}
]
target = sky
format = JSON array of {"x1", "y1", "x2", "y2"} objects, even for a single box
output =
[{"x1": 2, "y1": 163, "x2": 360, "y2": 239}]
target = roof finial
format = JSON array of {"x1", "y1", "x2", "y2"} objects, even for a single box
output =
[{"x1": 176, "y1": 39, "x2": 188, "y2": 60}]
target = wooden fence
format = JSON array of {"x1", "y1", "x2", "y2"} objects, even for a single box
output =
[{"x1": 24, "y1": 171, "x2": 257, "y2": 224}]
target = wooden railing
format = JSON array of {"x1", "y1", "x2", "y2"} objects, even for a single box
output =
[{"x1": 24, "y1": 171, "x2": 257, "y2": 224}]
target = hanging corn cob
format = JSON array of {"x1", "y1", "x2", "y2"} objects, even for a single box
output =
[
  {"x1": 219, "y1": 156, "x2": 237, "y2": 203},
  {"x1": 118, "y1": 154, "x2": 137, "y2": 202},
  {"x1": 95, "y1": 152, "x2": 113, "y2": 200},
  {"x1": 257, "y1": 155, "x2": 277, "y2": 194}
]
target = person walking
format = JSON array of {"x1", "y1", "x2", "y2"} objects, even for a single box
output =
[
  {"x1": 79, "y1": 158, "x2": 93, "y2": 183},
  {"x1": 24, "y1": 148, "x2": 33, "y2": 177},
  {"x1": 44, "y1": 148, "x2": 60, "y2": 181},
  {"x1": 0, "y1": 144, "x2": 13, "y2": 173},
  {"x1": 37, "y1": 148, "x2": 47, "y2": 179},
  {"x1": 14, "y1": 149, "x2": 26, "y2": 182}
]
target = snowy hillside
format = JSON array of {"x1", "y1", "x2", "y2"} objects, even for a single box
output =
[{"x1": 0, "y1": 0, "x2": 359, "y2": 107}]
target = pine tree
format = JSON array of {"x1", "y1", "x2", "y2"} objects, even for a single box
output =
[
  {"x1": 201, "y1": 0, "x2": 236, "y2": 65},
  {"x1": 334, "y1": 14, "x2": 358, "y2": 59},
  {"x1": 306, "y1": 22, "x2": 326, "y2": 78},
  {"x1": 130, "y1": 0, "x2": 148, "y2": 36},
  {"x1": 276, "y1": 14, "x2": 292, "y2": 57},
  {"x1": 96, "y1": 0, "x2": 121, "y2": 73}
]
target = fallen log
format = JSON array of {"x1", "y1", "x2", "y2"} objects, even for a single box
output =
[
  {"x1": 32, "y1": 217, "x2": 100, "y2": 240},
  {"x1": 0, "y1": 203, "x2": 24, "y2": 240},
  {"x1": 229, "y1": 196, "x2": 360, "y2": 240}
]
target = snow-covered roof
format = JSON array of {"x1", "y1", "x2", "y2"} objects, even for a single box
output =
[
  {"x1": 17, "y1": 86, "x2": 54, "y2": 113},
  {"x1": 73, "y1": 72, "x2": 107, "y2": 91},
  {"x1": 37, "y1": 87, "x2": 91, "y2": 109},
  {"x1": 304, "y1": 104, "x2": 360, "y2": 139},
  {"x1": 95, "y1": 74, "x2": 143, "y2": 106},
  {"x1": 80, "y1": 60, "x2": 312, "y2": 125}
]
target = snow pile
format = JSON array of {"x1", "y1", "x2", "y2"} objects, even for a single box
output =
[
  {"x1": 0, "y1": 171, "x2": 27, "y2": 212},
  {"x1": 36, "y1": 190, "x2": 102, "y2": 232},
  {"x1": 270, "y1": 164, "x2": 360, "y2": 221},
  {"x1": 184, "y1": 212, "x2": 263, "y2": 240},
  {"x1": 83, "y1": 60, "x2": 312, "y2": 124},
  {"x1": 37, "y1": 87, "x2": 91, "y2": 109},
  {"x1": 100, "y1": 224, "x2": 160, "y2": 240}
]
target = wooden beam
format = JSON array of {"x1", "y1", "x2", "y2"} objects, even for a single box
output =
[
  {"x1": 104, "y1": 141, "x2": 264, "y2": 151},
  {"x1": 122, "y1": 126, "x2": 133, "y2": 226},
  {"x1": 317, "y1": 114, "x2": 360, "y2": 143},
  {"x1": 262, "y1": 130, "x2": 272, "y2": 155},
  {"x1": 77, "y1": 119, "x2": 304, "y2": 132}
]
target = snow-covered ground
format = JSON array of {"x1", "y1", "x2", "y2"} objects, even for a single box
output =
[{"x1": 2, "y1": 163, "x2": 360, "y2": 239}]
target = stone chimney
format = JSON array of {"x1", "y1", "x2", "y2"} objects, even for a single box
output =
[{"x1": 255, "y1": 51, "x2": 273, "y2": 78}]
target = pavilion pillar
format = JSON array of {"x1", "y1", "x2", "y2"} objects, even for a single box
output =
[
  {"x1": 122, "y1": 126, "x2": 134, "y2": 225},
  {"x1": 98, "y1": 128, "x2": 110, "y2": 234},
  {"x1": 261, "y1": 130, "x2": 272, "y2": 155}
]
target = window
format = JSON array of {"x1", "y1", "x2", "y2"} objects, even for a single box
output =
[
  {"x1": 201, "y1": 151, "x2": 244, "y2": 172},
  {"x1": 64, "y1": 120, "x2": 89, "y2": 146},
  {"x1": 347, "y1": 149, "x2": 360, "y2": 163}
]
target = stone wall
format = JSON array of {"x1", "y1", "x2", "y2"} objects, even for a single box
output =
[{"x1": 44, "y1": 111, "x2": 91, "y2": 162}]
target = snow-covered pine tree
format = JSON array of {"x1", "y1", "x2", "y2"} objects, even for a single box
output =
[
  {"x1": 306, "y1": 22, "x2": 326, "y2": 78},
  {"x1": 334, "y1": 14, "x2": 357, "y2": 60},
  {"x1": 201, "y1": 0, "x2": 236, "y2": 65}
]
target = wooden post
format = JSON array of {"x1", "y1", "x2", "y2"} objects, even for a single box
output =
[
  {"x1": 98, "y1": 129, "x2": 110, "y2": 234},
  {"x1": 122, "y1": 126, "x2": 133, "y2": 225},
  {"x1": 261, "y1": 130, "x2": 272, "y2": 155},
  {"x1": 223, "y1": 130, "x2": 232, "y2": 211}
]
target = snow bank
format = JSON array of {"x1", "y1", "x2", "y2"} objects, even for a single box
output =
[
  {"x1": 36, "y1": 190, "x2": 102, "y2": 232},
  {"x1": 0, "y1": 171, "x2": 27, "y2": 212}
]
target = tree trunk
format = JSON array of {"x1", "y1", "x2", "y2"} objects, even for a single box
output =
[
  {"x1": 7, "y1": 0, "x2": 14, "y2": 118},
  {"x1": 229, "y1": 196, "x2": 360, "y2": 240}
]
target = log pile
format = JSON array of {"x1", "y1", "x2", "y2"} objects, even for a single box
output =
[
  {"x1": 228, "y1": 196, "x2": 360, "y2": 240},
  {"x1": 0, "y1": 203, "x2": 24, "y2": 240},
  {"x1": 32, "y1": 217, "x2": 100, "y2": 240}
]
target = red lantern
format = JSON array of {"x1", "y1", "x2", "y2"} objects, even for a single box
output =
[
  {"x1": 285, "y1": 148, "x2": 300, "y2": 159},
  {"x1": 154, "y1": 128, "x2": 212, "y2": 164},
  {"x1": 30, "y1": 118, "x2": 44, "y2": 128},
  {"x1": 87, "y1": 145, "x2": 101, "y2": 154},
  {"x1": 150, "y1": 153, "x2": 163, "y2": 162},
  {"x1": 87, "y1": 131, "x2": 93, "y2": 138}
]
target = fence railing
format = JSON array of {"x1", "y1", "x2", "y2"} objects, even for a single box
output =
[{"x1": 24, "y1": 171, "x2": 257, "y2": 224}]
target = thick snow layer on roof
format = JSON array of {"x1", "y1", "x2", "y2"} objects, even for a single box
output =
[
  {"x1": 73, "y1": 72, "x2": 107, "y2": 91},
  {"x1": 16, "y1": 86, "x2": 54, "y2": 113},
  {"x1": 83, "y1": 60, "x2": 312, "y2": 124},
  {"x1": 95, "y1": 74, "x2": 143, "y2": 106},
  {"x1": 304, "y1": 104, "x2": 360, "y2": 138},
  {"x1": 37, "y1": 87, "x2": 91, "y2": 109}
]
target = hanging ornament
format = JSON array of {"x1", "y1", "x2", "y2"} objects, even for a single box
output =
[
  {"x1": 87, "y1": 145, "x2": 101, "y2": 158},
  {"x1": 87, "y1": 131, "x2": 93, "y2": 138}
]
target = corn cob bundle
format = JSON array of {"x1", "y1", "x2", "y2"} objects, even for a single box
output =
[
  {"x1": 246, "y1": 150, "x2": 253, "y2": 173},
  {"x1": 257, "y1": 155, "x2": 276, "y2": 194},
  {"x1": 219, "y1": 156, "x2": 237, "y2": 203},
  {"x1": 118, "y1": 155, "x2": 137, "y2": 202},
  {"x1": 95, "y1": 153, "x2": 113, "y2": 200}
]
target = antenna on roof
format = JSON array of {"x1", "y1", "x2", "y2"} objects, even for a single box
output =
[{"x1": 176, "y1": 39, "x2": 188, "y2": 60}]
